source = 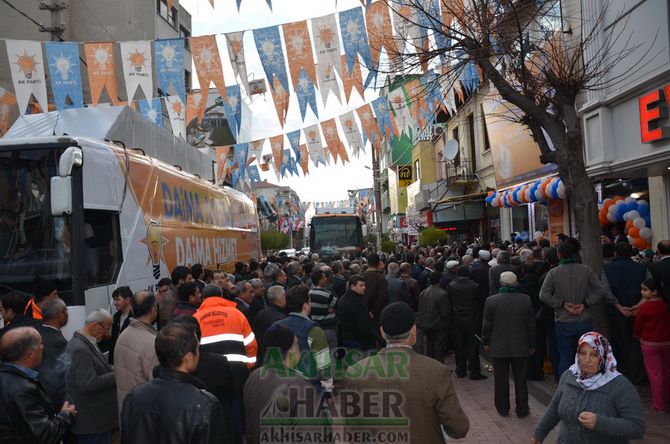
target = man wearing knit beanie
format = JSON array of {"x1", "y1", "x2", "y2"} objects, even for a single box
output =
[
  {"x1": 345, "y1": 302, "x2": 470, "y2": 442},
  {"x1": 482, "y1": 271, "x2": 535, "y2": 418}
]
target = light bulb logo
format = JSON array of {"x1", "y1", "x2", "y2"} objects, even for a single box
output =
[
  {"x1": 55, "y1": 54, "x2": 72, "y2": 81},
  {"x1": 344, "y1": 118, "x2": 354, "y2": 131},
  {"x1": 16, "y1": 53, "x2": 37, "y2": 79},
  {"x1": 161, "y1": 45, "x2": 176, "y2": 68},
  {"x1": 171, "y1": 100, "x2": 182, "y2": 116},
  {"x1": 147, "y1": 108, "x2": 158, "y2": 123},
  {"x1": 128, "y1": 50, "x2": 146, "y2": 72},
  {"x1": 318, "y1": 27, "x2": 335, "y2": 50},
  {"x1": 143, "y1": 221, "x2": 165, "y2": 280},
  {"x1": 229, "y1": 38, "x2": 243, "y2": 61},
  {"x1": 199, "y1": 47, "x2": 213, "y2": 69},
  {"x1": 94, "y1": 47, "x2": 109, "y2": 70}
]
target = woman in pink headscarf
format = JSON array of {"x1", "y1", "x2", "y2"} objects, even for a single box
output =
[{"x1": 531, "y1": 332, "x2": 645, "y2": 444}]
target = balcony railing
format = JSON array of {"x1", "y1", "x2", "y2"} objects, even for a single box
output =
[{"x1": 445, "y1": 159, "x2": 478, "y2": 186}]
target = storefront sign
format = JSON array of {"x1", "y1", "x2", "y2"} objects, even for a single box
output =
[
  {"x1": 398, "y1": 165, "x2": 413, "y2": 187},
  {"x1": 547, "y1": 198, "x2": 567, "y2": 242},
  {"x1": 639, "y1": 86, "x2": 670, "y2": 143},
  {"x1": 399, "y1": 216, "x2": 408, "y2": 228}
]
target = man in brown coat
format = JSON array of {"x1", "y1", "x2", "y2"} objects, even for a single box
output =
[
  {"x1": 345, "y1": 302, "x2": 469, "y2": 443},
  {"x1": 363, "y1": 253, "x2": 388, "y2": 320}
]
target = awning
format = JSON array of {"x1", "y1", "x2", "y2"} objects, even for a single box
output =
[{"x1": 435, "y1": 191, "x2": 487, "y2": 206}]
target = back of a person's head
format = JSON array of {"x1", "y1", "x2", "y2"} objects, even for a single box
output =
[
  {"x1": 0, "y1": 292, "x2": 29, "y2": 315},
  {"x1": 202, "y1": 283, "x2": 223, "y2": 299},
  {"x1": 235, "y1": 261, "x2": 246, "y2": 274},
  {"x1": 132, "y1": 291, "x2": 157, "y2": 318},
  {"x1": 399, "y1": 262, "x2": 411, "y2": 275},
  {"x1": 190, "y1": 264, "x2": 204, "y2": 280},
  {"x1": 285, "y1": 285, "x2": 309, "y2": 313},
  {"x1": 614, "y1": 242, "x2": 632, "y2": 258},
  {"x1": 267, "y1": 285, "x2": 285, "y2": 303},
  {"x1": 33, "y1": 276, "x2": 56, "y2": 302},
  {"x1": 178, "y1": 282, "x2": 198, "y2": 302},
  {"x1": 543, "y1": 247, "x2": 559, "y2": 266},
  {"x1": 171, "y1": 266, "x2": 191, "y2": 285},
  {"x1": 155, "y1": 323, "x2": 199, "y2": 370},
  {"x1": 40, "y1": 298, "x2": 66, "y2": 322},
  {"x1": 429, "y1": 271, "x2": 442, "y2": 285},
  {"x1": 0, "y1": 326, "x2": 40, "y2": 363},
  {"x1": 310, "y1": 269, "x2": 325, "y2": 285},
  {"x1": 456, "y1": 267, "x2": 470, "y2": 278},
  {"x1": 169, "y1": 315, "x2": 202, "y2": 341},
  {"x1": 658, "y1": 240, "x2": 670, "y2": 255},
  {"x1": 557, "y1": 242, "x2": 575, "y2": 260},
  {"x1": 367, "y1": 253, "x2": 380, "y2": 267},
  {"x1": 287, "y1": 261, "x2": 301, "y2": 275},
  {"x1": 497, "y1": 251, "x2": 510, "y2": 264},
  {"x1": 387, "y1": 262, "x2": 400, "y2": 276}
]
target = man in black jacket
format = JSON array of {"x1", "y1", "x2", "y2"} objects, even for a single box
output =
[
  {"x1": 99, "y1": 286, "x2": 133, "y2": 364},
  {"x1": 285, "y1": 261, "x2": 304, "y2": 289},
  {"x1": 0, "y1": 326, "x2": 77, "y2": 443},
  {"x1": 37, "y1": 298, "x2": 70, "y2": 409},
  {"x1": 252, "y1": 285, "x2": 287, "y2": 365},
  {"x1": 448, "y1": 267, "x2": 486, "y2": 380},
  {"x1": 386, "y1": 262, "x2": 411, "y2": 306},
  {"x1": 417, "y1": 272, "x2": 451, "y2": 363},
  {"x1": 121, "y1": 322, "x2": 230, "y2": 444},
  {"x1": 337, "y1": 274, "x2": 379, "y2": 353}
]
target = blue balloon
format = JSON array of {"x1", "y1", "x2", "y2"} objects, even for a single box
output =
[
  {"x1": 515, "y1": 236, "x2": 523, "y2": 242},
  {"x1": 616, "y1": 204, "x2": 627, "y2": 222},
  {"x1": 644, "y1": 216, "x2": 651, "y2": 227},
  {"x1": 626, "y1": 201, "x2": 638, "y2": 212},
  {"x1": 638, "y1": 204, "x2": 650, "y2": 217},
  {"x1": 550, "y1": 181, "x2": 560, "y2": 199}
]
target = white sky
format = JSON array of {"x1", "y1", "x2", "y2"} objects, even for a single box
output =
[{"x1": 180, "y1": 0, "x2": 376, "y2": 202}]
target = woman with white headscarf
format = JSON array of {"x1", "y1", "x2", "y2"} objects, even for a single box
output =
[{"x1": 531, "y1": 332, "x2": 645, "y2": 444}]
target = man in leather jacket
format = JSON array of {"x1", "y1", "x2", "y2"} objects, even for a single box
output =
[
  {"x1": 121, "y1": 322, "x2": 229, "y2": 444},
  {"x1": 0, "y1": 326, "x2": 76, "y2": 444}
]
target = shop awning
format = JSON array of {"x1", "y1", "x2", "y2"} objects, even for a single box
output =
[{"x1": 435, "y1": 191, "x2": 487, "y2": 206}]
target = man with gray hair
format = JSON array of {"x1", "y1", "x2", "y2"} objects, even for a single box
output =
[
  {"x1": 488, "y1": 248, "x2": 501, "y2": 267},
  {"x1": 65, "y1": 309, "x2": 117, "y2": 442},
  {"x1": 234, "y1": 281, "x2": 256, "y2": 322},
  {"x1": 345, "y1": 302, "x2": 469, "y2": 442},
  {"x1": 419, "y1": 257, "x2": 436, "y2": 292},
  {"x1": 488, "y1": 251, "x2": 519, "y2": 295},
  {"x1": 0, "y1": 326, "x2": 77, "y2": 442},
  {"x1": 386, "y1": 262, "x2": 411, "y2": 306},
  {"x1": 37, "y1": 298, "x2": 69, "y2": 409},
  {"x1": 285, "y1": 261, "x2": 304, "y2": 289},
  {"x1": 252, "y1": 285, "x2": 287, "y2": 365}
]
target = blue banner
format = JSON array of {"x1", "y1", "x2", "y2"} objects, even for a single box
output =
[
  {"x1": 234, "y1": 142, "x2": 249, "y2": 180},
  {"x1": 231, "y1": 167, "x2": 241, "y2": 188},
  {"x1": 295, "y1": 69, "x2": 319, "y2": 121},
  {"x1": 247, "y1": 165, "x2": 261, "y2": 183},
  {"x1": 420, "y1": 71, "x2": 441, "y2": 123},
  {"x1": 138, "y1": 98, "x2": 164, "y2": 128},
  {"x1": 339, "y1": 7, "x2": 374, "y2": 88},
  {"x1": 253, "y1": 26, "x2": 289, "y2": 94},
  {"x1": 155, "y1": 38, "x2": 186, "y2": 103},
  {"x1": 222, "y1": 85, "x2": 242, "y2": 139},
  {"x1": 280, "y1": 149, "x2": 292, "y2": 178},
  {"x1": 460, "y1": 61, "x2": 480, "y2": 92},
  {"x1": 287, "y1": 129, "x2": 301, "y2": 163},
  {"x1": 44, "y1": 42, "x2": 84, "y2": 110},
  {"x1": 371, "y1": 96, "x2": 394, "y2": 142}
]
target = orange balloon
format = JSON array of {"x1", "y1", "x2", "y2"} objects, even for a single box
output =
[
  {"x1": 613, "y1": 196, "x2": 624, "y2": 203},
  {"x1": 633, "y1": 237, "x2": 646, "y2": 249},
  {"x1": 629, "y1": 227, "x2": 640, "y2": 238},
  {"x1": 603, "y1": 199, "x2": 614, "y2": 210},
  {"x1": 625, "y1": 220, "x2": 634, "y2": 229},
  {"x1": 599, "y1": 214, "x2": 608, "y2": 225}
]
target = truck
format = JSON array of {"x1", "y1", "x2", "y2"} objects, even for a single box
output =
[
  {"x1": 0, "y1": 106, "x2": 260, "y2": 337},
  {"x1": 308, "y1": 207, "x2": 365, "y2": 260}
]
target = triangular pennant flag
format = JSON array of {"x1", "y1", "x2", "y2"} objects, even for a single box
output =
[
  {"x1": 6, "y1": 40, "x2": 48, "y2": 115},
  {"x1": 155, "y1": 38, "x2": 186, "y2": 103},
  {"x1": 0, "y1": 88, "x2": 17, "y2": 135},
  {"x1": 167, "y1": 0, "x2": 174, "y2": 13},
  {"x1": 283, "y1": 20, "x2": 319, "y2": 121},
  {"x1": 119, "y1": 41, "x2": 153, "y2": 101},
  {"x1": 209, "y1": 0, "x2": 215, "y2": 7},
  {"x1": 225, "y1": 32, "x2": 250, "y2": 95},
  {"x1": 186, "y1": 91, "x2": 205, "y2": 127},
  {"x1": 388, "y1": 87, "x2": 415, "y2": 137},
  {"x1": 365, "y1": 2, "x2": 399, "y2": 77},
  {"x1": 340, "y1": 55, "x2": 365, "y2": 104},
  {"x1": 393, "y1": 4, "x2": 421, "y2": 68},
  {"x1": 311, "y1": 14, "x2": 343, "y2": 106},
  {"x1": 253, "y1": 26, "x2": 289, "y2": 94},
  {"x1": 190, "y1": 35, "x2": 227, "y2": 100},
  {"x1": 269, "y1": 76, "x2": 289, "y2": 127},
  {"x1": 405, "y1": 79, "x2": 427, "y2": 128},
  {"x1": 138, "y1": 97, "x2": 164, "y2": 127},
  {"x1": 165, "y1": 95, "x2": 186, "y2": 139},
  {"x1": 270, "y1": 135, "x2": 284, "y2": 172},
  {"x1": 280, "y1": 149, "x2": 292, "y2": 178},
  {"x1": 248, "y1": 138, "x2": 265, "y2": 162},
  {"x1": 44, "y1": 42, "x2": 84, "y2": 110},
  {"x1": 247, "y1": 164, "x2": 261, "y2": 183},
  {"x1": 339, "y1": 111, "x2": 364, "y2": 158},
  {"x1": 215, "y1": 146, "x2": 231, "y2": 184},
  {"x1": 84, "y1": 42, "x2": 120, "y2": 106},
  {"x1": 321, "y1": 118, "x2": 342, "y2": 164},
  {"x1": 339, "y1": 7, "x2": 374, "y2": 88},
  {"x1": 234, "y1": 142, "x2": 249, "y2": 180},
  {"x1": 299, "y1": 144, "x2": 309, "y2": 175},
  {"x1": 286, "y1": 130, "x2": 301, "y2": 163},
  {"x1": 355, "y1": 103, "x2": 382, "y2": 147},
  {"x1": 222, "y1": 85, "x2": 241, "y2": 139},
  {"x1": 371, "y1": 96, "x2": 398, "y2": 140},
  {"x1": 304, "y1": 124, "x2": 325, "y2": 167}
]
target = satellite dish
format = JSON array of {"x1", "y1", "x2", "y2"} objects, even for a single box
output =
[{"x1": 444, "y1": 139, "x2": 459, "y2": 160}]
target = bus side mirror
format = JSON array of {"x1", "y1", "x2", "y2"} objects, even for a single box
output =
[{"x1": 51, "y1": 177, "x2": 72, "y2": 216}]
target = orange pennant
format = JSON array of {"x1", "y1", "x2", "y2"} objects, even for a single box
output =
[
  {"x1": 84, "y1": 42, "x2": 120, "y2": 106},
  {"x1": 282, "y1": 20, "x2": 317, "y2": 88},
  {"x1": 299, "y1": 144, "x2": 309, "y2": 175},
  {"x1": 186, "y1": 91, "x2": 205, "y2": 127},
  {"x1": 215, "y1": 146, "x2": 231, "y2": 184},
  {"x1": 269, "y1": 76, "x2": 289, "y2": 127},
  {"x1": 189, "y1": 35, "x2": 227, "y2": 100},
  {"x1": 321, "y1": 118, "x2": 342, "y2": 164},
  {"x1": 454, "y1": 80, "x2": 465, "y2": 102},
  {"x1": 355, "y1": 103, "x2": 382, "y2": 147},
  {"x1": 366, "y1": 1, "x2": 399, "y2": 71},
  {"x1": 167, "y1": 0, "x2": 174, "y2": 12},
  {"x1": 0, "y1": 89, "x2": 17, "y2": 136},
  {"x1": 269, "y1": 135, "x2": 284, "y2": 172},
  {"x1": 405, "y1": 79, "x2": 427, "y2": 127},
  {"x1": 340, "y1": 55, "x2": 364, "y2": 104},
  {"x1": 209, "y1": 0, "x2": 215, "y2": 7}
]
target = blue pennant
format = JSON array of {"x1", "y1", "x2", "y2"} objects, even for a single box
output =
[
  {"x1": 234, "y1": 143, "x2": 249, "y2": 180},
  {"x1": 287, "y1": 130, "x2": 301, "y2": 163},
  {"x1": 295, "y1": 69, "x2": 319, "y2": 121},
  {"x1": 253, "y1": 26, "x2": 289, "y2": 94},
  {"x1": 371, "y1": 96, "x2": 394, "y2": 141},
  {"x1": 155, "y1": 38, "x2": 186, "y2": 103},
  {"x1": 222, "y1": 85, "x2": 242, "y2": 139},
  {"x1": 138, "y1": 98, "x2": 164, "y2": 128},
  {"x1": 44, "y1": 42, "x2": 84, "y2": 110},
  {"x1": 339, "y1": 7, "x2": 375, "y2": 88}
]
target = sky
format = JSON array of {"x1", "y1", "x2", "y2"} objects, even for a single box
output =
[{"x1": 180, "y1": 0, "x2": 377, "y2": 202}]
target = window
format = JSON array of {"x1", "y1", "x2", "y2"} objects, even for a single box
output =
[
  {"x1": 157, "y1": 0, "x2": 177, "y2": 28},
  {"x1": 180, "y1": 26, "x2": 191, "y2": 49},
  {"x1": 480, "y1": 104, "x2": 491, "y2": 151},
  {"x1": 83, "y1": 210, "x2": 122, "y2": 287},
  {"x1": 467, "y1": 113, "x2": 477, "y2": 170},
  {"x1": 452, "y1": 127, "x2": 460, "y2": 166},
  {"x1": 185, "y1": 70, "x2": 191, "y2": 92}
]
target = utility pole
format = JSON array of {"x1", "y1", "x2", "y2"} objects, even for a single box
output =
[
  {"x1": 39, "y1": 0, "x2": 67, "y2": 41},
  {"x1": 371, "y1": 144, "x2": 383, "y2": 253}
]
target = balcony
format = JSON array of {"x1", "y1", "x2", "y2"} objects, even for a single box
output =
[{"x1": 445, "y1": 159, "x2": 478, "y2": 186}]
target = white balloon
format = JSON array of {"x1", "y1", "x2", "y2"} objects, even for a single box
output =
[
  {"x1": 608, "y1": 204, "x2": 618, "y2": 214},
  {"x1": 639, "y1": 227, "x2": 652, "y2": 239},
  {"x1": 624, "y1": 196, "x2": 636, "y2": 204},
  {"x1": 623, "y1": 211, "x2": 630, "y2": 221},
  {"x1": 557, "y1": 187, "x2": 566, "y2": 199},
  {"x1": 535, "y1": 189, "x2": 544, "y2": 200},
  {"x1": 627, "y1": 235, "x2": 634, "y2": 244},
  {"x1": 607, "y1": 213, "x2": 617, "y2": 223},
  {"x1": 598, "y1": 204, "x2": 603, "y2": 211},
  {"x1": 633, "y1": 217, "x2": 646, "y2": 228},
  {"x1": 627, "y1": 210, "x2": 640, "y2": 221},
  {"x1": 637, "y1": 200, "x2": 648, "y2": 207}
]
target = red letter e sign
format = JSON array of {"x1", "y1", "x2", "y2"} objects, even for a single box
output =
[{"x1": 639, "y1": 87, "x2": 670, "y2": 143}]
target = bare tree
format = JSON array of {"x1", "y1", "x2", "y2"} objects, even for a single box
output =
[{"x1": 370, "y1": 0, "x2": 652, "y2": 273}]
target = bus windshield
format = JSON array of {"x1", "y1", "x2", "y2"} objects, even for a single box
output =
[
  {"x1": 0, "y1": 148, "x2": 72, "y2": 300},
  {"x1": 310, "y1": 216, "x2": 362, "y2": 255}
]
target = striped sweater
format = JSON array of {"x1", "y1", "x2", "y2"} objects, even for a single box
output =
[{"x1": 309, "y1": 286, "x2": 338, "y2": 329}]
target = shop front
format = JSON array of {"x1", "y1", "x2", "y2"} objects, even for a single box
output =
[{"x1": 433, "y1": 195, "x2": 486, "y2": 242}]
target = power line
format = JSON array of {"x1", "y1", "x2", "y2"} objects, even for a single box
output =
[{"x1": 1, "y1": 0, "x2": 57, "y2": 38}]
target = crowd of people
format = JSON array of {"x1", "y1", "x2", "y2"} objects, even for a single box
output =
[{"x1": 0, "y1": 236, "x2": 668, "y2": 443}]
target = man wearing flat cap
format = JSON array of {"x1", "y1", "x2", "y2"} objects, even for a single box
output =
[
  {"x1": 345, "y1": 302, "x2": 470, "y2": 443},
  {"x1": 482, "y1": 271, "x2": 535, "y2": 418}
]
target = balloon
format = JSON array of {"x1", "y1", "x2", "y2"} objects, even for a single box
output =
[
  {"x1": 616, "y1": 204, "x2": 627, "y2": 222},
  {"x1": 623, "y1": 211, "x2": 631, "y2": 222},
  {"x1": 639, "y1": 227, "x2": 652, "y2": 239},
  {"x1": 633, "y1": 217, "x2": 646, "y2": 228},
  {"x1": 608, "y1": 203, "x2": 618, "y2": 214},
  {"x1": 645, "y1": 243, "x2": 653, "y2": 250},
  {"x1": 607, "y1": 212, "x2": 617, "y2": 223},
  {"x1": 628, "y1": 227, "x2": 640, "y2": 238},
  {"x1": 557, "y1": 182, "x2": 566, "y2": 199},
  {"x1": 624, "y1": 196, "x2": 636, "y2": 205},
  {"x1": 625, "y1": 220, "x2": 634, "y2": 230},
  {"x1": 637, "y1": 199, "x2": 648, "y2": 207},
  {"x1": 603, "y1": 198, "x2": 613, "y2": 210},
  {"x1": 599, "y1": 214, "x2": 608, "y2": 225},
  {"x1": 613, "y1": 196, "x2": 624, "y2": 202},
  {"x1": 633, "y1": 237, "x2": 646, "y2": 249},
  {"x1": 638, "y1": 204, "x2": 650, "y2": 217},
  {"x1": 626, "y1": 201, "x2": 638, "y2": 212},
  {"x1": 535, "y1": 189, "x2": 544, "y2": 201},
  {"x1": 644, "y1": 216, "x2": 652, "y2": 227}
]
